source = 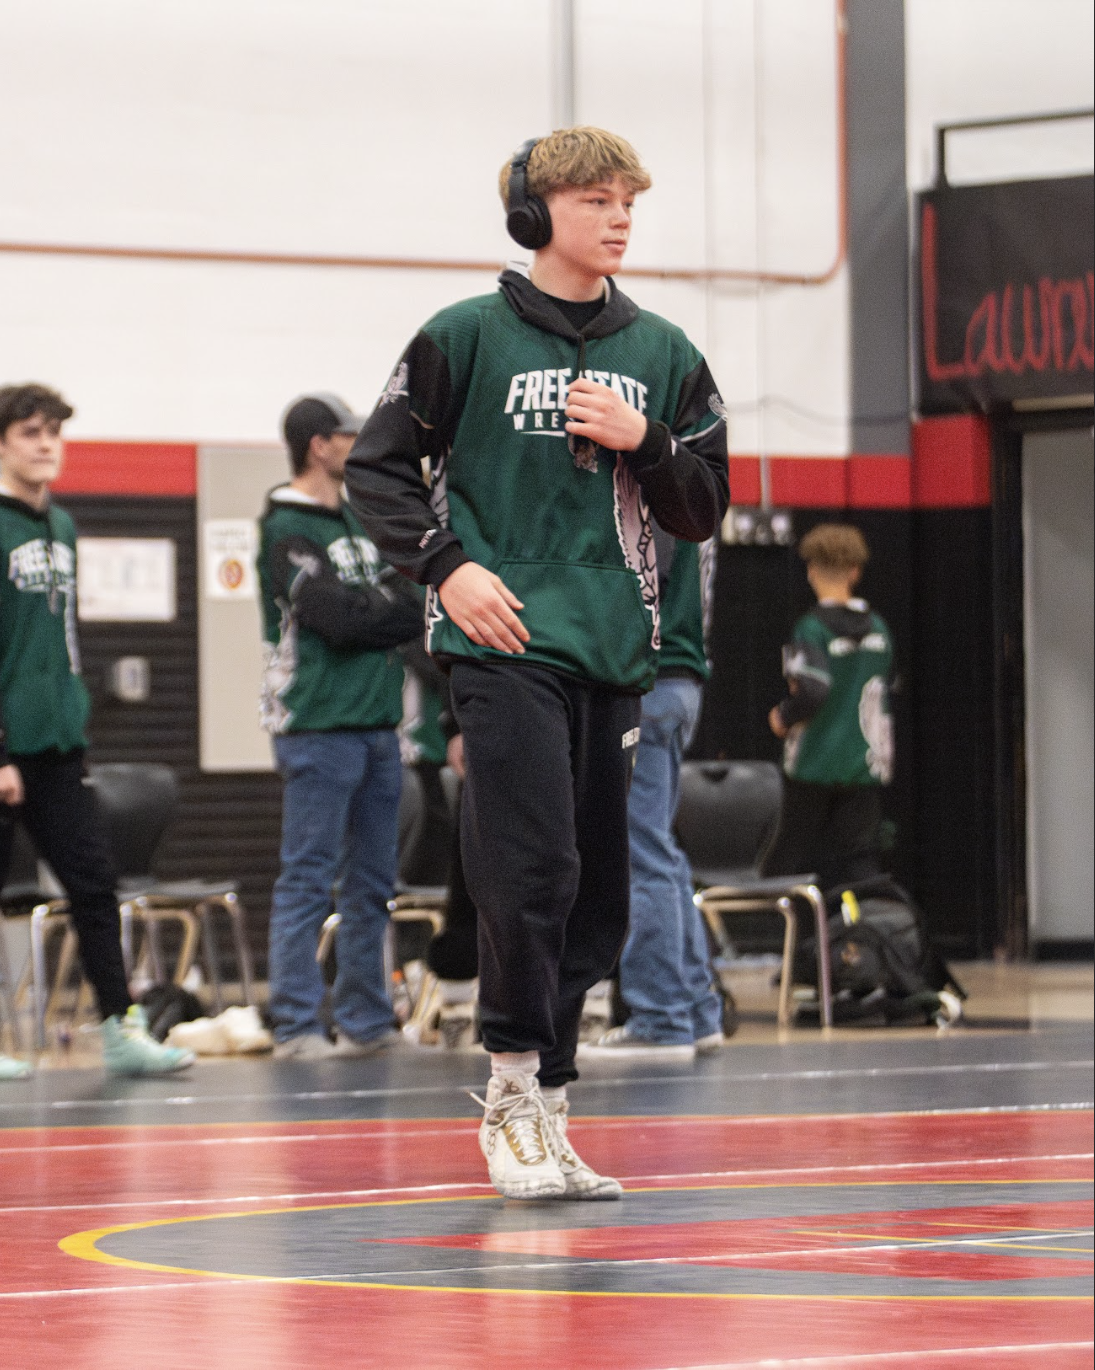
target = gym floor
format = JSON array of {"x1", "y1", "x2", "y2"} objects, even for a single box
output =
[{"x1": 1, "y1": 961, "x2": 1091, "y2": 1369}]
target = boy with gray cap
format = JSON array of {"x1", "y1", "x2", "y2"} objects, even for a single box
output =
[{"x1": 258, "y1": 393, "x2": 422, "y2": 1057}]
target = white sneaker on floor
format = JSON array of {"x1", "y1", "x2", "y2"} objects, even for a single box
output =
[
  {"x1": 272, "y1": 1032, "x2": 337, "y2": 1060},
  {"x1": 578, "y1": 1026, "x2": 696, "y2": 1062},
  {"x1": 545, "y1": 1098, "x2": 622, "y2": 1200},
  {"x1": 695, "y1": 1031, "x2": 730, "y2": 1055},
  {"x1": 473, "y1": 1072, "x2": 566, "y2": 1199}
]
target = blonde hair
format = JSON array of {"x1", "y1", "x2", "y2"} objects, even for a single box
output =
[
  {"x1": 498, "y1": 127, "x2": 652, "y2": 206},
  {"x1": 798, "y1": 523, "x2": 871, "y2": 572}
]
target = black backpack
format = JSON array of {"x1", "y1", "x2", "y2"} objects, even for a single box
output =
[
  {"x1": 794, "y1": 876, "x2": 967, "y2": 1025},
  {"x1": 138, "y1": 983, "x2": 205, "y2": 1041}
]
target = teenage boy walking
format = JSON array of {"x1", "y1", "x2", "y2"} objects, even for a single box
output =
[
  {"x1": 346, "y1": 128, "x2": 729, "y2": 1199},
  {"x1": 0, "y1": 383, "x2": 194, "y2": 1079},
  {"x1": 763, "y1": 522, "x2": 894, "y2": 890},
  {"x1": 258, "y1": 393, "x2": 422, "y2": 1059}
]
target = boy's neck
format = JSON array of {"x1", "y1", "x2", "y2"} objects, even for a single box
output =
[
  {"x1": 0, "y1": 474, "x2": 49, "y2": 511},
  {"x1": 529, "y1": 258, "x2": 606, "y2": 303},
  {"x1": 290, "y1": 468, "x2": 342, "y2": 509},
  {"x1": 809, "y1": 570, "x2": 860, "y2": 604}
]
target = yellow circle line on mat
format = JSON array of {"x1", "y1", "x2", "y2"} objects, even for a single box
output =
[{"x1": 57, "y1": 1180, "x2": 1094, "y2": 1302}]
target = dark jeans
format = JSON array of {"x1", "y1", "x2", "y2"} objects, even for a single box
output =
[
  {"x1": 760, "y1": 775, "x2": 884, "y2": 893},
  {"x1": 450, "y1": 660, "x2": 641, "y2": 1088},
  {"x1": 0, "y1": 748, "x2": 130, "y2": 1018}
]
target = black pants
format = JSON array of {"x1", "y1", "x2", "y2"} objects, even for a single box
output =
[
  {"x1": 0, "y1": 749, "x2": 130, "y2": 1019},
  {"x1": 450, "y1": 661, "x2": 640, "y2": 1087},
  {"x1": 760, "y1": 775, "x2": 884, "y2": 894}
]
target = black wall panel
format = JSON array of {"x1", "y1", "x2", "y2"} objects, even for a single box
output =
[{"x1": 64, "y1": 495, "x2": 281, "y2": 976}]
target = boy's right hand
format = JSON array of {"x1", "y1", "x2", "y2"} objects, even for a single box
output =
[{"x1": 438, "y1": 563, "x2": 530, "y2": 655}]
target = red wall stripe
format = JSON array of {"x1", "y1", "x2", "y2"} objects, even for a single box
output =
[
  {"x1": 847, "y1": 454, "x2": 912, "y2": 508},
  {"x1": 910, "y1": 414, "x2": 992, "y2": 508},
  {"x1": 770, "y1": 456, "x2": 848, "y2": 507},
  {"x1": 728, "y1": 456, "x2": 762, "y2": 505},
  {"x1": 55, "y1": 441, "x2": 197, "y2": 496}
]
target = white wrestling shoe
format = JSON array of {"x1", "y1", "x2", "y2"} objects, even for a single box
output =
[
  {"x1": 473, "y1": 1072, "x2": 566, "y2": 1199},
  {"x1": 545, "y1": 1097, "x2": 622, "y2": 1200}
]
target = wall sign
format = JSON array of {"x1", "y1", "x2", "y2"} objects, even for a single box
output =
[
  {"x1": 917, "y1": 175, "x2": 1094, "y2": 414},
  {"x1": 203, "y1": 518, "x2": 258, "y2": 600},
  {"x1": 76, "y1": 537, "x2": 176, "y2": 621}
]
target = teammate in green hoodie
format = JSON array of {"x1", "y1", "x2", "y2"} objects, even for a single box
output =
[
  {"x1": 258, "y1": 394, "x2": 423, "y2": 1058},
  {"x1": 346, "y1": 128, "x2": 729, "y2": 1200},
  {"x1": 0, "y1": 383, "x2": 193, "y2": 1079},
  {"x1": 763, "y1": 522, "x2": 894, "y2": 890}
]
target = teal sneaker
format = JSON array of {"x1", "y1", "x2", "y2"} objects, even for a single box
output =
[
  {"x1": 0, "y1": 1053, "x2": 32, "y2": 1080},
  {"x1": 102, "y1": 1005, "x2": 195, "y2": 1077}
]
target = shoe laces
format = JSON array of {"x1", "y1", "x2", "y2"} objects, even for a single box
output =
[
  {"x1": 469, "y1": 1080, "x2": 553, "y2": 1167},
  {"x1": 115, "y1": 1006, "x2": 152, "y2": 1042}
]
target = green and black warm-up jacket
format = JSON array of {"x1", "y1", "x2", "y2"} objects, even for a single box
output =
[
  {"x1": 256, "y1": 489, "x2": 423, "y2": 734},
  {"x1": 776, "y1": 601, "x2": 895, "y2": 786},
  {"x1": 344, "y1": 269, "x2": 730, "y2": 693},
  {"x1": 0, "y1": 494, "x2": 89, "y2": 762}
]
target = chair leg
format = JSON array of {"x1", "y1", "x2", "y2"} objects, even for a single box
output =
[
  {"x1": 793, "y1": 883, "x2": 832, "y2": 1028},
  {"x1": 50, "y1": 927, "x2": 82, "y2": 1027},
  {"x1": 404, "y1": 969, "x2": 442, "y2": 1043},
  {"x1": 30, "y1": 902, "x2": 54, "y2": 1050},
  {"x1": 193, "y1": 894, "x2": 254, "y2": 1011},
  {"x1": 220, "y1": 893, "x2": 254, "y2": 1006},
  {"x1": 0, "y1": 919, "x2": 22, "y2": 1052},
  {"x1": 316, "y1": 912, "x2": 340, "y2": 967},
  {"x1": 197, "y1": 905, "x2": 226, "y2": 1015},
  {"x1": 119, "y1": 902, "x2": 135, "y2": 978},
  {"x1": 129, "y1": 902, "x2": 199, "y2": 988},
  {"x1": 775, "y1": 896, "x2": 797, "y2": 1029},
  {"x1": 696, "y1": 893, "x2": 736, "y2": 961}
]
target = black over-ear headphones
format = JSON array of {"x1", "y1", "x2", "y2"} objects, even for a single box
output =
[{"x1": 506, "y1": 138, "x2": 552, "y2": 251}]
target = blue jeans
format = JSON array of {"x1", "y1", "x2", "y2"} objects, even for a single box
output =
[
  {"x1": 620, "y1": 676, "x2": 724, "y2": 1043},
  {"x1": 268, "y1": 729, "x2": 402, "y2": 1044}
]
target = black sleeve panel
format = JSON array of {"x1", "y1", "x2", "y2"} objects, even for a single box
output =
[
  {"x1": 650, "y1": 520, "x2": 678, "y2": 594},
  {"x1": 626, "y1": 359, "x2": 730, "y2": 542},
  {"x1": 399, "y1": 637, "x2": 450, "y2": 696},
  {"x1": 271, "y1": 536, "x2": 424, "y2": 652},
  {"x1": 344, "y1": 332, "x2": 471, "y2": 587},
  {"x1": 776, "y1": 641, "x2": 832, "y2": 727}
]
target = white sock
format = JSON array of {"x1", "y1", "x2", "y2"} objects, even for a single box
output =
[
  {"x1": 491, "y1": 1051, "x2": 539, "y2": 1078},
  {"x1": 540, "y1": 1085, "x2": 566, "y2": 1105}
]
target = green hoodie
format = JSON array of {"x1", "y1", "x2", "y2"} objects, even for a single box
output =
[
  {"x1": 777, "y1": 600, "x2": 894, "y2": 786},
  {"x1": 256, "y1": 487, "x2": 422, "y2": 734},
  {"x1": 345, "y1": 269, "x2": 729, "y2": 693},
  {"x1": 0, "y1": 493, "x2": 89, "y2": 760}
]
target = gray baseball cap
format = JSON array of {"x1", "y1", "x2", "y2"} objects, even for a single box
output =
[{"x1": 281, "y1": 392, "x2": 367, "y2": 451}]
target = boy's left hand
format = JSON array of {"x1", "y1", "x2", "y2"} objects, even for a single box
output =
[
  {"x1": 768, "y1": 706, "x2": 788, "y2": 739},
  {"x1": 565, "y1": 377, "x2": 647, "y2": 452}
]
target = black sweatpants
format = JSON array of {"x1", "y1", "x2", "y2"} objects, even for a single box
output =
[
  {"x1": 760, "y1": 774, "x2": 884, "y2": 894},
  {"x1": 449, "y1": 660, "x2": 641, "y2": 1088},
  {"x1": 0, "y1": 748, "x2": 130, "y2": 1019}
]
